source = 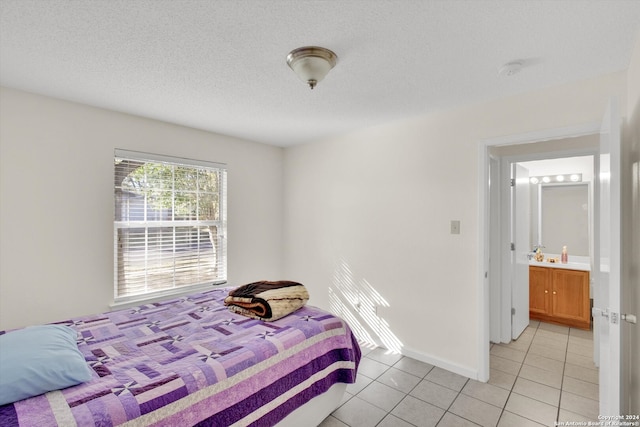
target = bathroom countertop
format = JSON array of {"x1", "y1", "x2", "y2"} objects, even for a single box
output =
[{"x1": 529, "y1": 254, "x2": 590, "y2": 271}]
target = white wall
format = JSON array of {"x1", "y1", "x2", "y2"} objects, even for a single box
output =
[
  {"x1": 283, "y1": 71, "x2": 627, "y2": 378},
  {"x1": 0, "y1": 87, "x2": 284, "y2": 330}
]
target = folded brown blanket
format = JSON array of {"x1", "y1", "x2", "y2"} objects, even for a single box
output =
[{"x1": 224, "y1": 281, "x2": 309, "y2": 321}]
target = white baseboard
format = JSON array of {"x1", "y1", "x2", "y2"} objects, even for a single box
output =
[{"x1": 399, "y1": 346, "x2": 480, "y2": 382}]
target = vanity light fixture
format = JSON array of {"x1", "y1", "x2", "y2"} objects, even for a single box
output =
[
  {"x1": 286, "y1": 46, "x2": 337, "y2": 89},
  {"x1": 529, "y1": 173, "x2": 582, "y2": 184}
]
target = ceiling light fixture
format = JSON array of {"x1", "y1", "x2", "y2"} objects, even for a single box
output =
[{"x1": 287, "y1": 46, "x2": 337, "y2": 89}]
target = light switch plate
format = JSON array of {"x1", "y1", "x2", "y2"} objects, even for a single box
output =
[{"x1": 451, "y1": 220, "x2": 460, "y2": 234}]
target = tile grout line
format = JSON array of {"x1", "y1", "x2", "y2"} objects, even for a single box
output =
[
  {"x1": 347, "y1": 349, "x2": 436, "y2": 427},
  {"x1": 387, "y1": 365, "x2": 433, "y2": 427},
  {"x1": 495, "y1": 320, "x2": 539, "y2": 426},
  {"x1": 556, "y1": 326, "x2": 571, "y2": 424},
  {"x1": 372, "y1": 358, "x2": 431, "y2": 427},
  {"x1": 366, "y1": 356, "x2": 476, "y2": 427},
  {"x1": 436, "y1": 377, "x2": 470, "y2": 426}
]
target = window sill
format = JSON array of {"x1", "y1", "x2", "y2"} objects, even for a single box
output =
[{"x1": 110, "y1": 282, "x2": 228, "y2": 311}]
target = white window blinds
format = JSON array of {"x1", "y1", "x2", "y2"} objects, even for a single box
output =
[{"x1": 114, "y1": 150, "x2": 227, "y2": 301}]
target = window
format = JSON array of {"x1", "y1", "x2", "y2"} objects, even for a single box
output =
[{"x1": 114, "y1": 150, "x2": 227, "y2": 302}]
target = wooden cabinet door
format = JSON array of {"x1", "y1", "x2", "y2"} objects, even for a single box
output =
[
  {"x1": 529, "y1": 266, "x2": 550, "y2": 316},
  {"x1": 551, "y1": 269, "x2": 590, "y2": 329}
]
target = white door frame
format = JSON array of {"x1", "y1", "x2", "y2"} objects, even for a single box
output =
[
  {"x1": 477, "y1": 122, "x2": 600, "y2": 382},
  {"x1": 594, "y1": 100, "x2": 622, "y2": 415}
]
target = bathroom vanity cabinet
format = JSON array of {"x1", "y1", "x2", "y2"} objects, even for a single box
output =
[{"x1": 529, "y1": 266, "x2": 591, "y2": 330}]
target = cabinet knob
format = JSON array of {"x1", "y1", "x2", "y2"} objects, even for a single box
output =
[
  {"x1": 553, "y1": 291, "x2": 557, "y2": 295},
  {"x1": 544, "y1": 290, "x2": 548, "y2": 294}
]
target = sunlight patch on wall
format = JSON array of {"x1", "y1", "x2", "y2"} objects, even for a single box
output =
[{"x1": 329, "y1": 259, "x2": 403, "y2": 354}]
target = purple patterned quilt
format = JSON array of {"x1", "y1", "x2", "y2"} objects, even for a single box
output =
[{"x1": 0, "y1": 288, "x2": 360, "y2": 426}]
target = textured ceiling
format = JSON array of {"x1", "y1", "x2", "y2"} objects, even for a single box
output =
[{"x1": 1, "y1": 0, "x2": 639, "y2": 146}]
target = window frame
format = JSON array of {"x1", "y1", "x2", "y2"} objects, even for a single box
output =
[{"x1": 113, "y1": 149, "x2": 227, "y2": 306}]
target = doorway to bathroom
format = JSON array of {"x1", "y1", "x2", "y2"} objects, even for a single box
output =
[
  {"x1": 490, "y1": 137, "x2": 598, "y2": 344},
  {"x1": 483, "y1": 134, "x2": 602, "y2": 422},
  {"x1": 478, "y1": 100, "x2": 623, "y2": 415}
]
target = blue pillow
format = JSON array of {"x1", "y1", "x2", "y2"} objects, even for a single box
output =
[{"x1": 0, "y1": 324, "x2": 93, "y2": 405}]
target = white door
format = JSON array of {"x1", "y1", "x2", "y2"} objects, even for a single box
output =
[
  {"x1": 489, "y1": 156, "x2": 502, "y2": 343},
  {"x1": 593, "y1": 99, "x2": 621, "y2": 415},
  {"x1": 512, "y1": 163, "x2": 530, "y2": 339}
]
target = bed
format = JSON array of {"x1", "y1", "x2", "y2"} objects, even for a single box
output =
[{"x1": 0, "y1": 287, "x2": 361, "y2": 426}]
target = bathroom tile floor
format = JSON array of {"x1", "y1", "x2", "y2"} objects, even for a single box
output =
[{"x1": 320, "y1": 320, "x2": 599, "y2": 427}]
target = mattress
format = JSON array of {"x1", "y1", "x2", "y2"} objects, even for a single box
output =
[{"x1": 0, "y1": 287, "x2": 360, "y2": 426}]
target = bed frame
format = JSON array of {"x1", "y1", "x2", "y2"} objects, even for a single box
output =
[{"x1": 276, "y1": 383, "x2": 346, "y2": 426}]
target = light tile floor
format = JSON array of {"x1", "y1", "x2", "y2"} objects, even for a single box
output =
[{"x1": 320, "y1": 320, "x2": 598, "y2": 427}]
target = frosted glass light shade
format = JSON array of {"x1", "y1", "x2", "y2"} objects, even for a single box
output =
[
  {"x1": 287, "y1": 46, "x2": 337, "y2": 89},
  {"x1": 529, "y1": 173, "x2": 583, "y2": 184}
]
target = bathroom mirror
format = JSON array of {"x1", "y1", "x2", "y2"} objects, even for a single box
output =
[{"x1": 533, "y1": 183, "x2": 590, "y2": 256}]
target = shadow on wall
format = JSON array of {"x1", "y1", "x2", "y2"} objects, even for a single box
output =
[{"x1": 329, "y1": 259, "x2": 403, "y2": 354}]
